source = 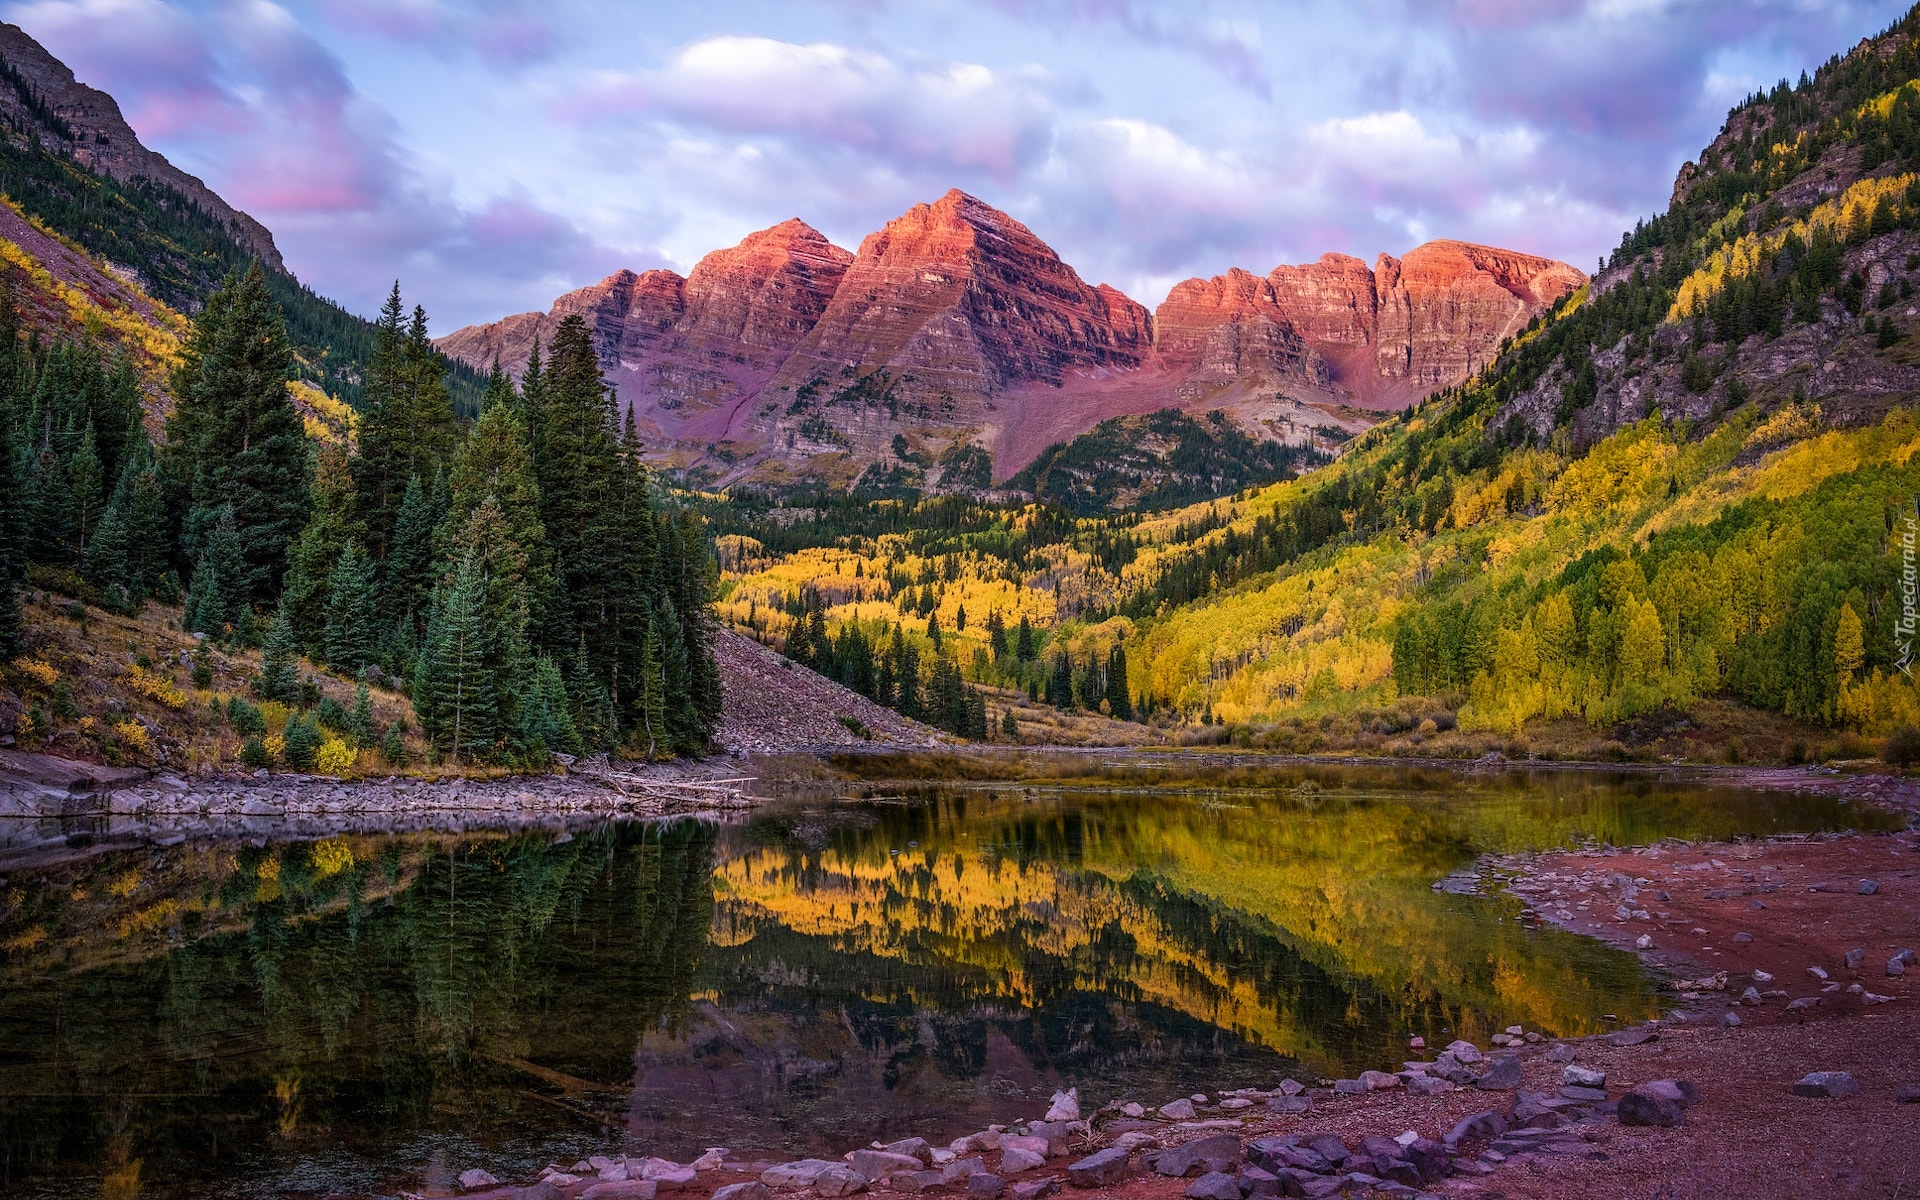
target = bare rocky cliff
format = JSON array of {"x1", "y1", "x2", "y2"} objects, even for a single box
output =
[{"x1": 440, "y1": 192, "x2": 1582, "y2": 492}]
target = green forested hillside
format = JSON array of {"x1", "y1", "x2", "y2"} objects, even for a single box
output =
[{"x1": 1007, "y1": 408, "x2": 1325, "y2": 516}]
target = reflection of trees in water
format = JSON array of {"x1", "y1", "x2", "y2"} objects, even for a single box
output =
[
  {"x1": 709, "y1": 785, "x2": 1681, "y2": 1084},
  {"x1": 0, "y1": 820, "x2": 717, "y2": 1196}
]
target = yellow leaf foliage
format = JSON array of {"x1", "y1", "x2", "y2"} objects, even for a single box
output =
[
  {"x1": 124, "y1": 664, "x2": 187, "y2": 709},
  {"x1": 315, "y1": 739, "x2": 358, "y2": 776},
  {"x1": 1670, "y1": 173, "x2": 1916, "y2": 318},
  {"x1": 11, "y1": 656, "x2": 58, "y2": 687}
]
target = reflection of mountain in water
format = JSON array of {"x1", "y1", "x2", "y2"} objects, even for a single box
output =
[{"x1": 0, "y1": 821, "x2": 717, "y2": 1199}]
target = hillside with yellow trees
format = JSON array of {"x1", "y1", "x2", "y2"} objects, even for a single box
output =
[{"x1": 705, "y1": 10, "x2": 1920, "y2": 765}]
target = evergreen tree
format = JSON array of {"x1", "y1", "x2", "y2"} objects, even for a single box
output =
[
  {"x1": 0, "y1": 396, "x2": 18, "y2": 656},
  {"x1": 257, "y1": 595, "x2": 299, "y2": 702},
  {"x1": 1105, "y1": 643, "x2": 1134, "y2": 720},
  {"x1": 323, "y1": 542, "x2": 381, "y2": 671},
  {"x1": 384, "y1": 472, "x2": 437, "y2": 620},
  {"x1": 523, "y1": 656, "x2": 581, "y2": 757},
  {"x1": 348, "y1": 680, "x2": 375, "y2": 746},
  {"x1": 353, "y1": 286, "x2": 457, "y2": 557},
  {"x1": 414, "y1": 554, "x2": 497, "y2": 760},
  {"x1": 1016, "y1": 615, "x2": 1035, "y2": 662},
  {"x1": 184, "y1": 508, "x2": 245, "y2": 635},
  {"x1": 896, "y1": 628, "x2": 922, "y2": 720},
  {"x1": 445, "y1": 401, "x2": 549, "y2": 617},
  {"x1": 85, "y1": 418, "x2": 165, "y2": 609},
  {"x1": 1049, "y1": 652, "x2": 1074, "y2": 710},
  {"x1": 23, "y1": 437, "x2": 73, "y2": 564},
  {"x1": 927, "y1": 612, "x2": 942, "y2": 651},
  {"x1": 280, "y1": 443, "x2": 364, "y2": 650},
  {"x1": 987, "y1": 611, "x2": 1007, "y2": 660},
  {"x1": 1000, "y1": 706, "x2": 1019, "y2": 741},
  {"x1": 164, "y1": 265, "x2": 311, "y2": 602},
  {"x1": 67, "y1": 419, "x2": 102, "y2": 558}
]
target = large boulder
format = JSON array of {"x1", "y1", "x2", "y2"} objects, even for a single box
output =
[
  {"x1": 888, "y1": 1140, "x2": 936, "y2": 1166},
  {"x1": 1443, "y1": 1110, "x2": 1507, "y2": 1148},
  {"x1": 815, "y1": 1167, "x2": 867, "y2": 1197},
  {"x1": 1473, "y1": 1054, "x2": 1523, "y2": 1090},
  {"x1": 850, "y1": 1151, "x2": 927, "y2": 1182},
  {"x1": 1793, "y1": 1071, "x2": 1862, "y2": 1098},
  {"x1": 1000, "y1": 1149, "x2": 1046, "y2": 1176},
  {"x1": 1618, "y1": 1079, "x2": 1697, "y2": 1126},
  {"x1": 1152, "y1": 1136, "x2": 1242, "y2": 1178},
  {"x1": 1065, "y1": 1150, "x2": 1129, "y2": 1189},
  {"x1": 711, "y1": 1184, "x2": 771, "y2": 1200},
  {"x1": 761, "y1": 1161, "x2": 840, "y2": 1189},
  {"x1": 1184, "y1": 1172, "x2": 1241, "y2": 1200}
]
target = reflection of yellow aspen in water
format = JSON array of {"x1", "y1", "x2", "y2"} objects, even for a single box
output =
[
  {"x1": 274, "y1": 1075, "x2": 301, "y2": 1136},
  {"x1": 312, "y1": 838, "x2": 354, "y2": 878},
  {"x1": 98, "y1": 1158, "x2": 141, "y2": 1200},
  {"x1": 256, "y1": 857, "x2": 282, "y2": 904}
]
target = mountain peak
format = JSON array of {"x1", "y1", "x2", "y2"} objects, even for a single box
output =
[{"x1": 0, "y1": 23, "x2": 284, "y2": 271}]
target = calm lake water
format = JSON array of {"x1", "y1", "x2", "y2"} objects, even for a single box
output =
[{"x1": 0, "y1": 760, "x2": 1896, "y2": 1199}]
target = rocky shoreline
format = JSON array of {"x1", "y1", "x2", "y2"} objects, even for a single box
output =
[
  {"x1": 410, "y1": 1009, "x2": 1916, "y2": 1200},
  {"x1": 0, "y1": 747, "x2": 764, "y2": 865}
]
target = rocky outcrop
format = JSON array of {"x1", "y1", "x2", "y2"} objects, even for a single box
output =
[
  {"x1": 436, "y1": 221, "x2": 853, "y2": 437},
  {"x1": 0, "y1": 23, "x2": 285, "y2": 270},
  {"x1": 1153, "y1": 267, "x2": 1332, "y2": 396},
  {"x1": 771, "y1": 189, "x2": 1148, "y2": 402},
  {"x1": 1169, "y1": 242, "x2": 1586, "y2": 411},
  {"x1": 439, "y1": 195, "x2": 1582, "y2": 488}
]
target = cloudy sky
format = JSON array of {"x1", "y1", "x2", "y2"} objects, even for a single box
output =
[{"x1": 11, "y1": 0, "x2": 1910, "y2": 329}]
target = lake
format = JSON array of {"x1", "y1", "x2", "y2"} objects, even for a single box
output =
[{"x1": 0, "y1": 759, "x2": 1894, "y2": 1198}]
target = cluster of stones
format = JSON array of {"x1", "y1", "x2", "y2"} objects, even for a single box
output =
[
  {"x1": 1732, "y1": 946, "x2": 1913, "y2": 1015},
  {"x1": 436, "y1": 1033, "x2": 1916, "y2": 1200},
  {"x1": 438, "y1": 1038, "x2": 1703, "y2": 1200}
]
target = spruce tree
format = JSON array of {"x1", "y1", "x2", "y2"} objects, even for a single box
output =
[
  {"x1": 1106, "y1": 644, "x2": 1134, "y2": 720},
  {"x1": 415, "y1": 554, "x2": 497, "y2": 760},
  {"x1": 280, "y1": 443, "x2": 364, "y2": 650},
  {"x1": 1049, "y1": 652, "x2": 1074, "y2": 711},
  {"x1": 184, "y1": 508, "x2": 245, "y2": 635},
  {"x1": 348, "y1": 680, "x2": 375, "y2": 746},
  {"x1": 257, "y1": 595, "x2": 299, "y2": 702},
  {"x1": 384, "y1": 472, "x2": 437, "y2": 620},
  {"x1": 987, "y1": 611, "x2": 1007, "y2": 660},
  {"x1": 24, "y1": 438, "x2": 74, "y2": 565},
  {"x1": 353, "y1": 287, "x2": 457, "y2": 557},
  {"x1": 323, "y1": 542, "x2": 380, "y2": 671},
  {"x1": 445, "y1": 402, "x2": 548, "y2": 615},
  {"x1": 1016, "y1": 615, "x2": 1035, "y2": 662},
  {"x1": 67, "y1": 419, "x2": 102, "y2": 558},
  {"x1": 0, "y1": 400, "x2": 18, "y2": 656},
  {"x1": 897, "y1": 636, "x2": 922, "y2": 720},
  {"x1": 164, "y1": 265, "x2": 311, "y2": 602}
]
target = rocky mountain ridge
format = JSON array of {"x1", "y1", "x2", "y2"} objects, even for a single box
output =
[
  {"x1": 441, "y1": 191, "x2": 1582, "y2": 494},
  {"x1": 0, "y1": 23, "x2": 284, "y2": 272}
]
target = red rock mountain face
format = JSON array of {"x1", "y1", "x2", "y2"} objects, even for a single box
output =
[{"x1": 440, "y1": 193, "x2": 1582, "y2": 489}]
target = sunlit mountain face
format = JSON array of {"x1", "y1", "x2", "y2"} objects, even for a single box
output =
[{"x1": 0, "y1": 765, "x2": 1889, "y2": 1197}]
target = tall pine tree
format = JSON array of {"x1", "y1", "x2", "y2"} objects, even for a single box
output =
[{"x1": 163, "y1": 264, "x2": 311, "y2": 604}]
